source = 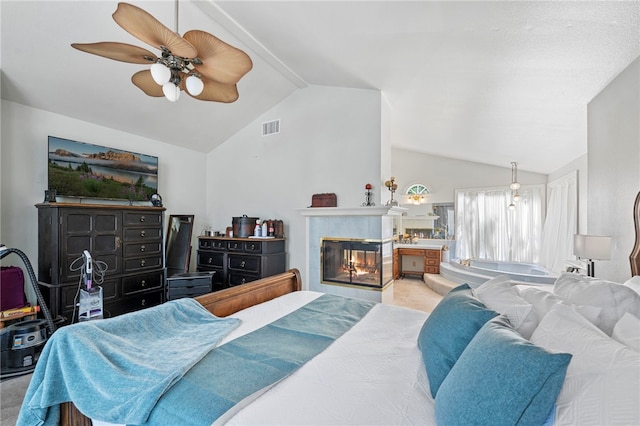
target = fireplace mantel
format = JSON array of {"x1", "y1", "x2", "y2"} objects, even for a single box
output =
[{"x1": 298, "y1": 206, "x2": 407, "y2": 217}]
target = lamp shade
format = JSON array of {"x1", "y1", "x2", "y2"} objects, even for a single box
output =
[
  {"x1": 150, "y1": 63, "x2": 171, "y2": 85},
  {"x1": 186, "y1": 75, "x2": 204, "y2": 96},
  {"x1": 162, "y1": 83, "x2": 180, "y2": 102},
  {"x1": 574, "y1": 234, "x2": 611, "y2": 260}
]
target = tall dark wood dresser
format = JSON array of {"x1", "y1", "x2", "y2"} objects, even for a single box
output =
[{"x1": 36, "y1": 203, "x2": 165, "y2": 324}]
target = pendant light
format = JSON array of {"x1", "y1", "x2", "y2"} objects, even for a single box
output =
[{"x1": 510, "y1": 162, "x2": 521, "y2": 190}]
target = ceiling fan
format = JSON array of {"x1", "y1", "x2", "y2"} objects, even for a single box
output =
[{"x1": 71, "y1": 2, "x2": 253, "y2": 103}]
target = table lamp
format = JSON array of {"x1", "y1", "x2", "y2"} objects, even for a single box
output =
[{"x1": 573, "y1": 234, "x2": 611, "y2": 277}]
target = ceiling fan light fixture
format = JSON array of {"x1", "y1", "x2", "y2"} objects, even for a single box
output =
[
  {"x1": 162, "y1": 82, "x2": 180, "y2": 102},
  {"x1": 186, "y1": 74, "x2": 204, "y2": 96},
  {"x1": 150, "y1": 63, "x2": 171, "y2": 85},
  {"x1": 72, "y1": 2, "x2": 252, "y2": 103}
]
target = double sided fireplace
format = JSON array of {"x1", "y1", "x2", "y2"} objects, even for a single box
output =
[{"x1": 321, "y1": 238, "x2": 393, "y2": 288}]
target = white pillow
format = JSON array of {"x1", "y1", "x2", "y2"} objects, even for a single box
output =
[
  {"x1": 623, "y1": 275, "x2": 640, "y2": 295},
  {"x1": 474, "y1": 275, "x2": 538, "y2": 339},
  {"x1": 531, "y1": 303, "x2": 640, "y2": 426},
  {"x1": 553, "y1": 272, "x2": 640, "y2": 335},
  {"x1": 519, "y1": 286, "x2": 602, "y2": 325},
  {"x1": 611, "y1": 312, "x2": 640, "y2": 352}
]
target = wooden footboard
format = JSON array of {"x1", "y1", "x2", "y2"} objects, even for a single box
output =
[
  {"x1": 60, "y1": 268, "x2": 302, "y2": 426},
  {"x1": 195, "y1": 268, "x2": 302, "y2": 316}
]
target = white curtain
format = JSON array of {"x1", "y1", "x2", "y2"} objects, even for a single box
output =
[
  {"x1": 455, "y1": 185, "x2": 545, "y2": 263},
  {"x1": 540, "y1": 172, "x2": 577, "y2": 273}
]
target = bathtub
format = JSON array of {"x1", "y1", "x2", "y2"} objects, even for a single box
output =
[{"x1": 440, "y1": 259, "x2": 557, "y2": 287}]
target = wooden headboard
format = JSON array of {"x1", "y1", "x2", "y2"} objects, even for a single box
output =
[{"x1": 631, "y1": 192, "x2": 640, "y2": 276}]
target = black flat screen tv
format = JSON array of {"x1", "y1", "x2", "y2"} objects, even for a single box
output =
[{"x1": 48, "y1": 136, "x2": 158, "y2": 201}]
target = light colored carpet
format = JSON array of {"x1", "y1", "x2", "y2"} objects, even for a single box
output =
[
  {"x1": 0, "y1": 278, "x2": 450, "y2": 425},
  {"x1": 1, "y1": 372, "x2": 32, "y2": 426}
]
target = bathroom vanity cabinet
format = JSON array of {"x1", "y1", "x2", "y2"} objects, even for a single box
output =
[{"x1": 394, "y1": 247, "x2": 442, "y2": 279}]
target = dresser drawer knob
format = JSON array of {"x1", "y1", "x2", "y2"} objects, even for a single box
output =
[
  {"x1": 140, "y1": 245, "x2": 146, "y2": 252},
  {"x1": 250, "y1": 244, "x2": 256, "y2": 250},
  {"x1": 140, "y1": 259, "x2": 146, "y2": 267},
  {"x1": 141, "y1": 299, "x2": 147, "y2": 306},
  {"x1": 140, "y1": 230, "x2": 146, "y2": 237},
  {"x1": 140, "y1": 216, "x2": 146, "y2": 222},
  {"x1": 141, "y1": 280, "x2": 146, "y2": 287},
  {"x1": 208, "y1": 257, "x2": 213, "y2": 264},
  {"x1": 240, "y1": 260, "x2": 246, "y2": 268},
  {"x1": 241, "y1": 278, "x2": 246, "y2": 284}
]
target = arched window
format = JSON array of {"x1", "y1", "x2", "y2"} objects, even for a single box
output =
[
  {"x1": 405, "y1": 184, "x2": 430, "y2": 205},
  {"x1": 406, "y1": 184, "x2": 430, "y2": 196}
]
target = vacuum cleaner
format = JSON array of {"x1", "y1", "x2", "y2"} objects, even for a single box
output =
[{"x1": 0, "y1": 245, "x2": 56, "y2": 379}]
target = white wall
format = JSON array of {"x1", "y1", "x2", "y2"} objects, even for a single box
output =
[
  {"x1": 205, "y1": 85, "x2": 384, "y2": 287},
  {"x1": 0, "y1": 100, "x2": 207, "y2": 271},
  {"x1": 391, "y1": 148, "x2": 548, "y2": 204},
  {"x1": 587, "y1": 57, "x2": 640, "y2": 283}
]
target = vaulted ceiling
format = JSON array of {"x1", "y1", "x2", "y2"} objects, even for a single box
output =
[{"x1": 2, "y1": 1, "x2": 639, "y2": 174}]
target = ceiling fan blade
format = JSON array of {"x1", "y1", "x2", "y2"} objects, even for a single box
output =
[
  {"x1": 188, "y1": 76, "x2": 239, "y2": 103},
  {"x1": 131, "y1": 70, "x2": 164, "y2": 97},
  {"x1": 112, "y1": 2, "x2": 197, "y2": 59},
  {"x1": 183, "y1": 30, "x2": 253, "y2": 85},
  {"x1": 71, "y1": 42, "x2": 157, "y2": 64}
]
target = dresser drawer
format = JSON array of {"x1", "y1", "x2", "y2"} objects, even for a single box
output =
[
  {"x1": 227, "y1": 240, "x2": 244, "y2": 251},
  {"x1": 123, "y1": 241, "x2": 162, "y2": 257},
  {"x1": 198, "y1": 251, "x2": 224, "y2": 268},
  {"x1": 425, "y1": 266, "x2": 440, "y2": 274},
  {"x1": 107, "y1": 290, "x2": 163, "y2": 316},
  {"x1": 123, "y1": 255, "x2": 162, "y2": 273},
  {"x1": 167, "y1": 285, "x2": 211, "y2": 300},
  {"x1": 398, "y1": 248, "x2": 425, "y2": 257},
  {"x1": 228, "y1": 255, "x2": 260, "y2": 273},
  {"x1": 425, "y1": 258, "x2": 439, "y2": 267},
  {"x1": 228, "y1": 272, "x2": 259, "y2": 286},
  {"x1": 123, "y1": 211, "x2": 162, "y2": 226},
  {"x1": 199, "y1": 239, "x2": 226, "y2": 250},
  {"x1": 243, "y1": 240, "x2": 262, "y2": 253},
  {"x1": 425, "y1": 250, "x2": 441, "y2": 259},
  {"x1": 167, "y1": 272, "x2": 213, "y2": 289},
  {"x1": 122, "y1": 270, "x2": 164, "y2": 295},
  {"x1": 123, "y1": 227, "x2": 162, "y2": 241}
]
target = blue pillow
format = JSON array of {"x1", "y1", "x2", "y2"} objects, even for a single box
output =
[
  {"x1": 435, "y1": 316, "x2": 572, "y2": 426},
  {"x1": 417, "y1": 284, "x2": 498, "y2": 398}
]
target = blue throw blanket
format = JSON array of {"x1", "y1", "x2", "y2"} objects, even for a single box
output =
[
  {"x1": 142, "y1": 293, "x2": 375, "y2": 425},
  {"x1": 17, "y1": 298, "x2": 240, "y2": 426}
]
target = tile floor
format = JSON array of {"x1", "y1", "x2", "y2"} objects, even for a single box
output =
[{"x1": 390, "y1": 276, "x2": 444, "y2": 313}]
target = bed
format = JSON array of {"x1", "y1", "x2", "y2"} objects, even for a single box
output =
[{"x1": 17, "y1": 192, "x2": 640, "y2": 426}]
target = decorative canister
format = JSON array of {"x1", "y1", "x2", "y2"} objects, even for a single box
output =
[{"x1": 232, "y1": 215, "x2": 259, "y2": 238}]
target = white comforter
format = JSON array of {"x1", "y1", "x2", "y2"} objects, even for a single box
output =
[{"x1": 222, "y1": 291, "x2": 434, "y2": 425}]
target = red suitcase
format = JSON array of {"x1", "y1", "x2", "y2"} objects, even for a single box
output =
[{"x1": 0, "y1": 266, "x2": 28, "y2": 311}]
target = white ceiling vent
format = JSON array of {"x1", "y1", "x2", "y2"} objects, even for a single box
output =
[{"x1": 262, "y1": 119, "x2": 280, "y2": 136}]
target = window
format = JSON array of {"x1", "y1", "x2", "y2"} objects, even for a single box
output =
[
  {"x1": 455, "y1": 185, "x2": 544, "y2": 263},
  {"x1": 406, "y1": 184, "x2": 430, "y2": 196},
  {"x1": 404, "y1": 184, "x2": 430, "y2": 205}
]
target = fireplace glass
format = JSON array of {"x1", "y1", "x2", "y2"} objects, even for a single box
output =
[{"x1": 321, "y1": 238, "x2": 393, "y2": 288}]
